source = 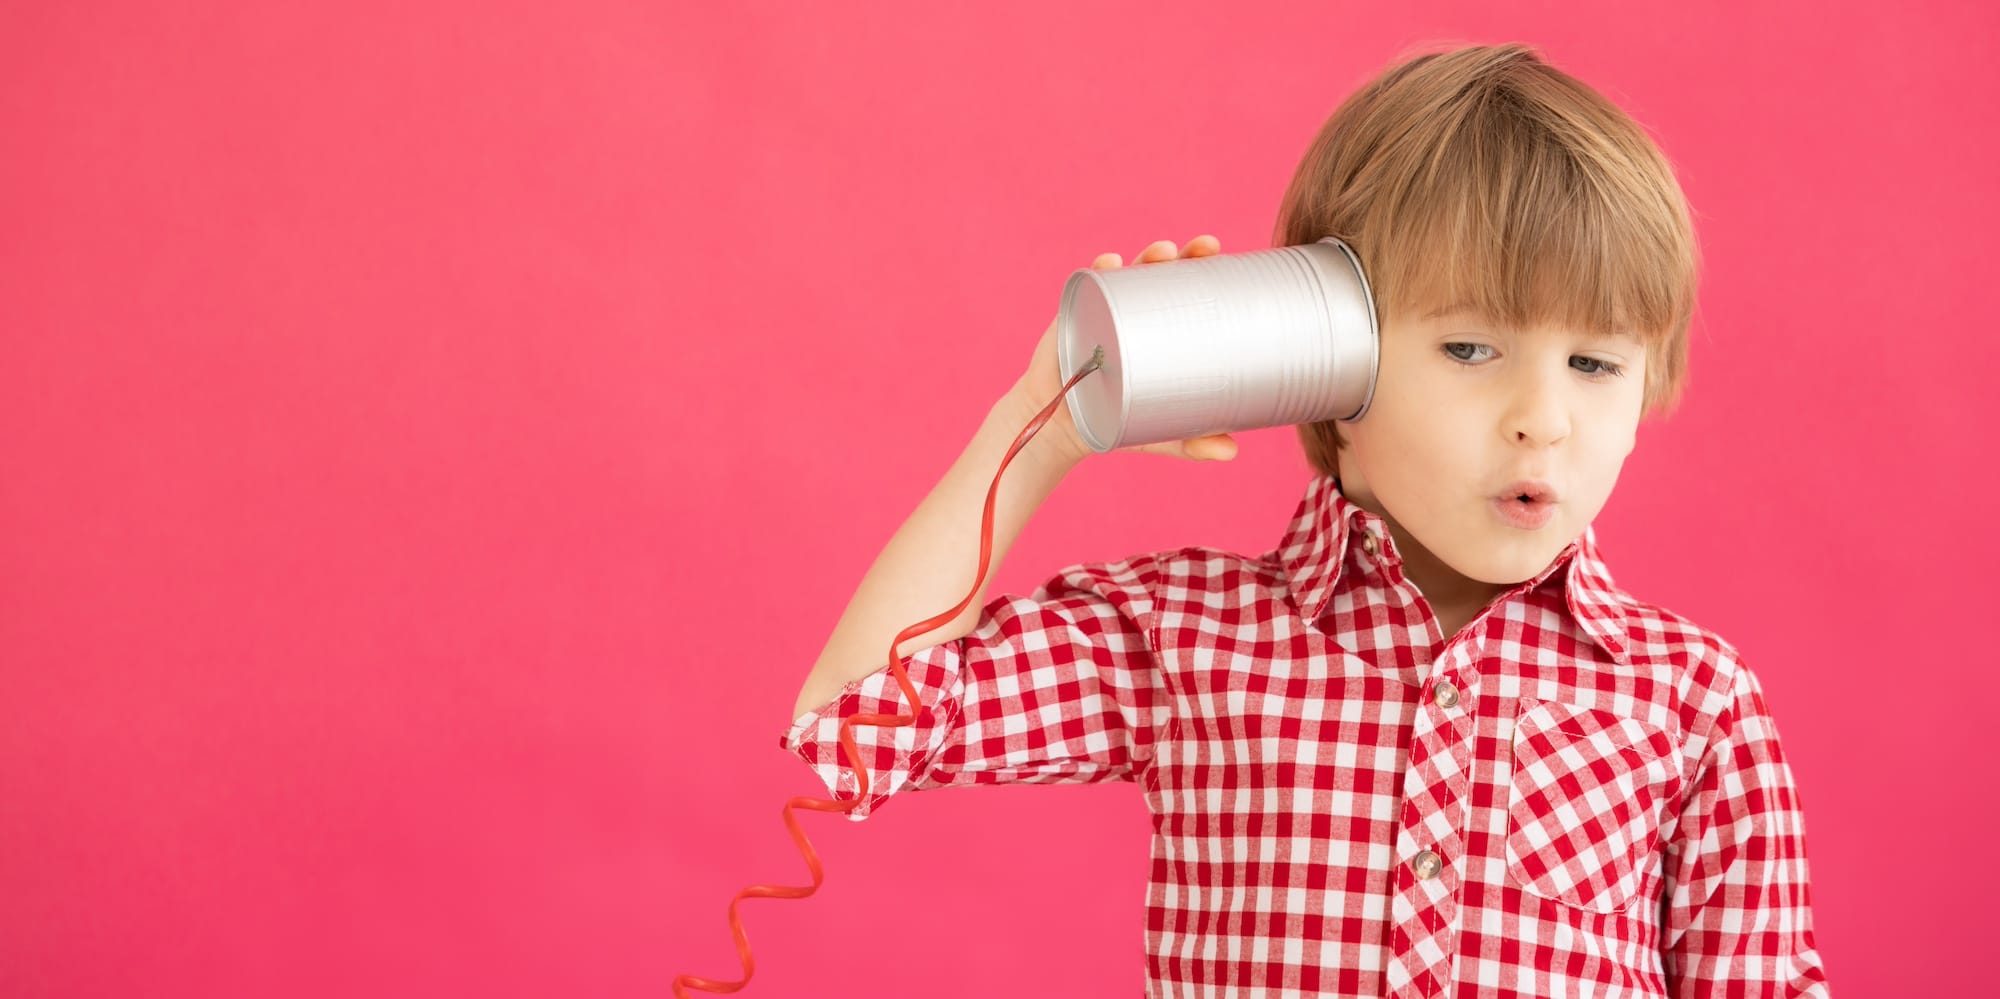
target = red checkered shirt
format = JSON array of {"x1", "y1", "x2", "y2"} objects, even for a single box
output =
[{"x1": 780, "y1": 473, "x2": 1830, "y2": 997}]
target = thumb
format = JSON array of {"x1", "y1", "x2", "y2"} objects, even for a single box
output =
[{"x1": 1182, "y1": 434, "x2": 1239, "y2": 461}]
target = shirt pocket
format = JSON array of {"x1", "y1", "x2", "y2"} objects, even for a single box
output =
[{"x1": 1504, "y1": 696, "x2": 1684, "y2": 913}]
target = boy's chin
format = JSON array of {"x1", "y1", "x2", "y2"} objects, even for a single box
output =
[{"x1": 1442, "y1": 538, "x2": 1569, "y2": 587}]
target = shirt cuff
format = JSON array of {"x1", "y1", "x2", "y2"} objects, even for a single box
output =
[{"x1": 776, "y1": 642, "x2": 963, "y2": 821}]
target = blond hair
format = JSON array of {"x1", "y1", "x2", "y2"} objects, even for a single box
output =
[{"x1": 1274, "y1": 42, "x2": 1703, "y2": 477}]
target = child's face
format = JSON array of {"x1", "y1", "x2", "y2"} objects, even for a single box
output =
[{"x1": 1335, "y1": 305, "x2": 1647, "y2": 604}]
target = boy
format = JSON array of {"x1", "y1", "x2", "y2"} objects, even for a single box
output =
[{"x1": 780, "y1": 42, "x2": 1828, "y2": 997}]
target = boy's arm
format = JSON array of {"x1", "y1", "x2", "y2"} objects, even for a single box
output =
[
  {"x1": 779, "y1": 237, "x2": 1233, "y2": 820},
  {"x1": 1660, "y1": 658, "x2": 1832, "y2": 996}
]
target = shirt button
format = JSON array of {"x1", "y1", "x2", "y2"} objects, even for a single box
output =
[
  {"x1": 1412, "y1": 849, "x2": 1442, "y2": 880},
  {"x1": 1361, "y1": 533, "x2": 1378, "y2": 555},
  {"x1": 1433, "y1": 679, "x2": 1460, "y2": 709}
]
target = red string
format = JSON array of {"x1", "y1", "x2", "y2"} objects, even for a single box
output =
[{"x1": 673, "y1": 352, "x2": 1102, "y2": 997}]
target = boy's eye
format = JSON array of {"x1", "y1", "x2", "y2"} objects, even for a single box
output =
[{"x1": 1441, "y1": 343, "x2": 1626, "y2": 379}]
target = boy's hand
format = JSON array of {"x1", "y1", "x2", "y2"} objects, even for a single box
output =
[{"x1": 1009, "y1": 235, "x2": 1239, "y2": 467}]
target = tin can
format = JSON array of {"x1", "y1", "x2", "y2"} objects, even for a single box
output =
[{"x1": 1055, "y1": 236, "x2": 1379, "y2": 453}]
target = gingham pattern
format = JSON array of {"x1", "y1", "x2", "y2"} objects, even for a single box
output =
[{"x1": 780, "y1": 474, "x2": 1830, "y2": 997}]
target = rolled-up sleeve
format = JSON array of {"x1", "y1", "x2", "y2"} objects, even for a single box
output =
[
  {"x1": 1661, "y1": 657, "x2": 1832, "y2": 995},
  {"x1": 777, "y1": 552, "x2": 1168, "y2": 821}
]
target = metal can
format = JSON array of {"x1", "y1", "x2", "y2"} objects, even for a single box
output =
[{"x1": 1055, "y1": 236, "x2": 1379, "y2": 452}]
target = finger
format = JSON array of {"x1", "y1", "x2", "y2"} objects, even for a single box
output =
[
  {"x1": 1092, "y1": 252, "x2": 1122, "y2": 269},
  {"x1": 1135, "y1": 239, "x2": 1177, "y2": 264},
  {"x1": 1184, "y1": 434, "x2": 1239, "y2": 461},
  {"x1": 1182, "y1": 234, "x2": 1221, "y2": 258},
  {"x1": 1120, "y1": 433, "x2": 1239, "y2": 461}
]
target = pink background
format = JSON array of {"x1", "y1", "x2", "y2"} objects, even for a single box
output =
[{"x1": 2, "y1": 2, "x2": 1991, "y2": 995}]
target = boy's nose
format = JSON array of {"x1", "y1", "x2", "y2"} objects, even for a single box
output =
[{"x1": 1503, "y1": 386, "x2": 1570, "y2": 447}]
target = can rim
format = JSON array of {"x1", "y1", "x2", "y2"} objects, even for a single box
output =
[
  {"x1": 1315, "y1": 237, "x2": 1380, "y2": 423},
  {"x1": 1057, "y1": 268, "x2": 1125, "y2": 453}
]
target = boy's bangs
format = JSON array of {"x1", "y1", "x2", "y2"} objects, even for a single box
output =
[{"x1": 1370, "y1": 132, "x2": 1686, "y2": 348}]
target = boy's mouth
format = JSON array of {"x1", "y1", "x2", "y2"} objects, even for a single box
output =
[
  {"x1": 1497, "y1": 479, "x2": 1558, "y2": 504},
  {"x1": 1491, "y1": 487, "x2": 1559, "y2": 529}
]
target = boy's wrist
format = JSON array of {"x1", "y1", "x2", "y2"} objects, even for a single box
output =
[{"x1": 992, "y1": 379, "x2": 1092, "y2": 476}]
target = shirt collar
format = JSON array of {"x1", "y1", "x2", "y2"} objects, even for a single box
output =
[{"x1": 1275, "y1": 474, "x2": 1632, "y2": 665}]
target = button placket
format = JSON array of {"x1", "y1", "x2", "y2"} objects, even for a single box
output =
[{"x1": 1389, "y1": 628, "x2": 1476, "y2": 997}]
